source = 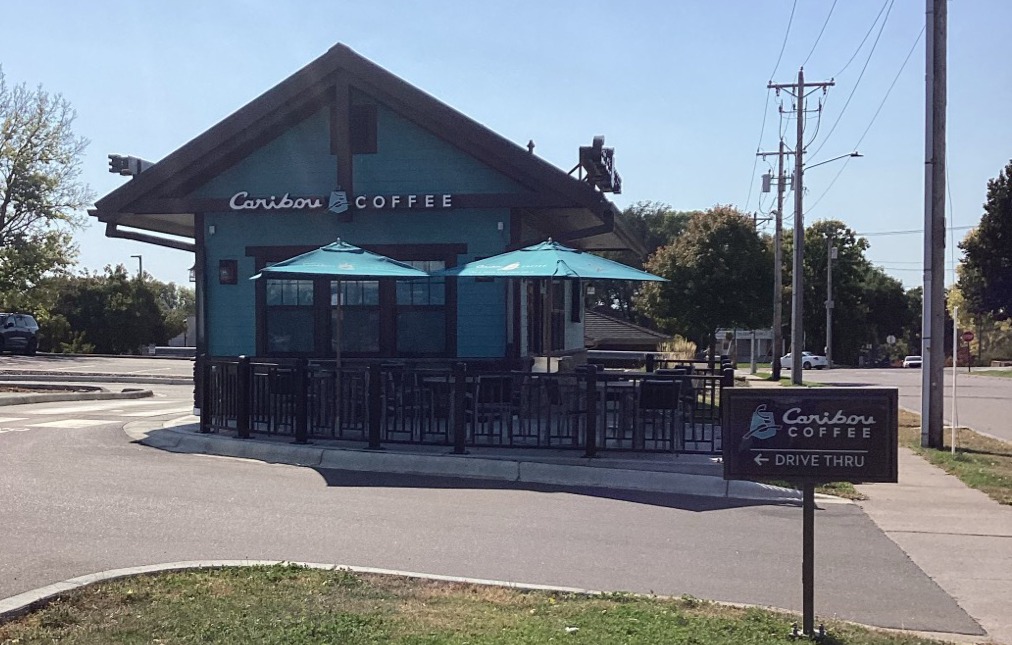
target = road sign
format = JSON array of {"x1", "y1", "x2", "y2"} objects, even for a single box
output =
[
  {"x1": 961, "y1": 331, "x2": 974, "y2": 342},
  {"x1": 722, "y1": 388, "x2": 898, "y2": 484},
  {"x1": 886, "y1": 335, "x2": 896, "y2": 345}
]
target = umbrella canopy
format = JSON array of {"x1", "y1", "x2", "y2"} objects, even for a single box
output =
[
  {"x1": 251, "y1": 239, "x2": 430, "y2": 280},
  {"x1": 434, "y1": 239, "x2": 666, "y2": 281},
  {"x1": 250, "y1": 240, "x2": 430, "y2": 427}
]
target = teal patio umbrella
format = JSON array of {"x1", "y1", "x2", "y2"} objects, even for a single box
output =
[
  {"x1": 435, "y1": 239, "x2": 665, "y2": 369},
  {"x1": 252, "y1": 239, "x2": 430, "y2": 420},
  {"x1": 437, "y1": 239, "x2": 666, "y2": 281}
]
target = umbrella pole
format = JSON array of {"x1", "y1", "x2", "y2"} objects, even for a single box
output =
[
  {"x1": 546, "y1": 279, "x2": 554, "y2": 373},
  {"x1": 335, "y1": 278, "x2": 342, "y2": 431}
]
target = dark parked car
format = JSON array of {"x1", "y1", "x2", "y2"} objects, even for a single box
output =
[{"x1": 0, "y1": 313, "x2": 39, "y2": 355}]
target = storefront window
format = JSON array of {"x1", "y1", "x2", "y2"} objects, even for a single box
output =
[
  {"x1": 396, "y1": 261, "x2": 445, "y2": 354},
  {"x1": 266, "y1": 279, "x2": 314, "y2": 353},
  {"x1": 332, "y1": 280, "x2": 380, "y2": 353}
]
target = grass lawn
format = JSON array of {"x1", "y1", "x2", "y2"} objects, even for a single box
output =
[
  {"x1": 0, "y1": 565, "x2": 955, "y2": 645},
  {"x1": 971, "y1": 369, "x2": 1012, "y2": 379},
  {"x1": 752, "y1": 371, "x2": 824, "y2": 387},
  {"x1": 898, "y1": 409, "x2": 1012, "y2": 506}
]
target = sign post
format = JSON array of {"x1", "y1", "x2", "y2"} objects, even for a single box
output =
[{"x1": 723, "y1": 388, "x2": 898, "y2": 638}]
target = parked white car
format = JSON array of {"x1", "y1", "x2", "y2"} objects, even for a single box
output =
[
  {"x1": 780, "y1": 351, "x2": 829, "y2": 370},
  {"x1": 903, "y1": 355, "x2": 922, "y2": 368}
]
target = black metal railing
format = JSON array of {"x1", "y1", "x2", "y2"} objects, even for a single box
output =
[{"x1": 198, "y1": 356, "x2": 731, "y2": 455}]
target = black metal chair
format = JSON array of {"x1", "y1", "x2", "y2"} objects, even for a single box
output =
[
  {"x1": 637, "y1": 378, "x2": 682, "y2": 452},
  {"x1": 470, "y1": 374, "x2": 515, "y2": 445}
]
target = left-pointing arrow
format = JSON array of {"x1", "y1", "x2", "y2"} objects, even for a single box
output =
[{"x1": 754, "y1": 453, "x2": 769, "y2": 466}]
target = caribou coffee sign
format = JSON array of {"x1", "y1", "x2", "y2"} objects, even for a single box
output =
[
  {"x1": 228, "y1": 189, "x2": 453, "y2": 214},
  {"x1": 722, "y1": 388, "x2": 898, "y2": 484},
  {"x1": 229, "y1": 191, "x2": 325, "y2": 211}
]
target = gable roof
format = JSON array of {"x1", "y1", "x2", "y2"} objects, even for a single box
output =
[
  {"x1": 584, "y1": 310, "x2": 671, "y2": 349},
  {"x1": 92, "y1": 43, "x2": 643, "y2": 255}
]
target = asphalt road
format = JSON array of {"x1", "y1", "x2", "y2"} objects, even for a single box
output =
[
  {"x1": 0, "y1": 387, "x2": 980, "y2": 636},
  {"x1": 799, "y1": 367, "x2": 1012, "y2": 443},
  {"x1": 0, "y1": 354, "x2": 194, "y2": 379}
]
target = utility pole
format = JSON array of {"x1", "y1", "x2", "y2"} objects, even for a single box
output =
[
  {"x1": 922, "y1": 0, "x2": 947, "y2": 448},
  {"x1": 770, "y1": 69, "x2": 834, "y2": 385},
  {"x1": 825, "y1": 238, "x2": 836, "y2": 369},
  {"x1": 757, "y1": 140, "x2": 792, "y2": 381},
  {"x1": 131, "y1": 254, "x2": 143, "y2": 281}
]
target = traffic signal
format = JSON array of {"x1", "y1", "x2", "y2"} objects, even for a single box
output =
[{"x1": 108, "y1": 154, "x2": 130, "y2": 175}]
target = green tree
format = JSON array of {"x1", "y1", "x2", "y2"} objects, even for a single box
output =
[
  {"x1": 959, "y1": 159, "x2": 1012, "y2": 320},
  {"x1": 780, "y1": 219, "x2": 919, "y2": 365},
  {"x1": 40, "y1": 266, "x2": 184, "y2": 354},
  {"x1": 595, "y1": 202, "x2": 698, "y2": 322},
  {"x1": 636, "y1": 205, "x2": 773, "y2": 357},
  {"x1": 156, "y1": 281, "x2": 195, "y2": 340},
  {"x1": 0, "y1": 69, "x2": 91, "y2": 311}
]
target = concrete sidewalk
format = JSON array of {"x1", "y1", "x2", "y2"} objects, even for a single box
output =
[{"x1": 857, "y1": 450, "x2": 1012, "y2": 644}]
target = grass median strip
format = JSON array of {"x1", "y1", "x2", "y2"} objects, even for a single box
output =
[
  {"x1": 899, "y1": 409, "x2": 1012, "y2": 505},
  {"x1": 0, "y1": 565, "x2": 952, "y2": 644}
]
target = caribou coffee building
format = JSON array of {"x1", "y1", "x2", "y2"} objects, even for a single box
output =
[{"x1": 91, "y1": 44, "x2": 640, "y2": 367}]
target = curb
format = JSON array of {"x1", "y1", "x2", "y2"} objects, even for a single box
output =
[
  {"x1": 0, "y1": 388, "x2": 154, "y2": 406},
  {"x1": 0, "y1": 560, "x2": 984, "y2": 643},
  {"x1": 125, "y1": 418, "x2": 825, "y2": 504},
  {"x1": 0, "y1": 372, "x2": 192, "y2": 386}
]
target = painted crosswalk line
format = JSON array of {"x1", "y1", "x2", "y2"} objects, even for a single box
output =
[
  {"x1": 33, "y1": 400, "x2": 170, "y2": 415},
  {"x1": 0, "y1": 417, "x2": 28, "y2": 424},
  {"x1": 121, "y1": 406, "x2": 194, "y2": 417},
  {"x1": 27, "y1": 419, "x2": 117, "y2": 428}
]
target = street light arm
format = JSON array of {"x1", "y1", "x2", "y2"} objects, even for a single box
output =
[{"x1": 805, "y1": 151, "x2": 862, "y2": 170}]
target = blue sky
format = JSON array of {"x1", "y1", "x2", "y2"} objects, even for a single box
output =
[{"x1": 2, "y1": 1, "x2": 1009, "y2": 290}]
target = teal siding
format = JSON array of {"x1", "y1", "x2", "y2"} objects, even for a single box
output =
[
  {"x1": 203, "y1": 208, "x2": 512, "y2": 357},
  {"x1": 193, "y1": 108, "x2": 336, "y2": 198},
  {"x1": 354, "y1": 105, "x2": 525, "y2": 195},
  {"x1": 195, "y1": 99, "x2": 535, "y2": 358}
]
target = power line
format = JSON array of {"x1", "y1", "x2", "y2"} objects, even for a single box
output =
[
  {"x1": 745, "y1": 0, "x2": 800, "y2": 211},
  {"x1": 744, "y1": 89, "x2": 773, "y2": 211},
  {"x1": 802, "y1": 0, "x2": 839, "y2": 68},
  {"x1": 770, "y1": 0, "x2": 799, "y2": 79},
  {"x1": 835, "y1": 0, "x2": 892, "y2": 78},
  {"x1": 806, "y1": 20, "x2": 921, "y2": 214},
  {"x1": 854, "y1": 25, "x2": 924, "y2": 149},
  {"x1": 811, "y1": 0, "x2": 895, "y2": 159},
  {"x1": 857, "y1": 225, "x2": 974, "y2": 237}
]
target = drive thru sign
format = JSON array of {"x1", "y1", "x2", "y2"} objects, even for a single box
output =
[
  {"x1": 722, "y1": 387, "x2": 899, "y2": 638},
  {"x1": 722, "y1": 388, "x2": 898, "y2": 484}
]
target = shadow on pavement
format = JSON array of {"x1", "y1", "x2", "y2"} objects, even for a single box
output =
[{"x1": 309, "y1": 467, "x2": 803, "y2": 513}]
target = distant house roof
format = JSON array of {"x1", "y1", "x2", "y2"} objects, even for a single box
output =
[{"x1": 584, "y1": 310, "x2": 671, "y2": 350}]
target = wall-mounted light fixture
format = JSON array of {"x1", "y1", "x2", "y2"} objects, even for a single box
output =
[{"x1": 218, "y1": 259, "x2": 238, "y2": 285}]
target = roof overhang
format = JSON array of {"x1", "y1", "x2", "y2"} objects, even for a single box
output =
[{"x1": 91, "y1": 44, "x2": 646, "y2": 258}]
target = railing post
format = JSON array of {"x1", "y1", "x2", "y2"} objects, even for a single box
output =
[
  {"x1": 722, "y1": 366, "x2": 735, "y2": 388},
  {"x1": 645, "y1": 353, "x2": 656, "y2": 373},
  {"x1": 236, "y1": 355, "x2": 251, "y2": 439},
  {"x1": 194, "y1": 353, "x2": 203, "y2": 417},
  {"x1": 451, "y1": 362, "x2": 468, "y2": 454},
  {"x1": 199, "y1": 356, "x2": 212, "y2": 433},
  {"x1": 368, "y1": 362, "x2": 383, "y2": 449},
  {"x1": 294, "y1": 358, "x2": 309, "y2": 444},
  {"x1": 583, "y1": 365, "x2": 598, "y2": 458}
]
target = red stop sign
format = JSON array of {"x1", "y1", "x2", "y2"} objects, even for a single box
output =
[{"x1": 961, "y1": 331, "x2": 974, "y2": 342}]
